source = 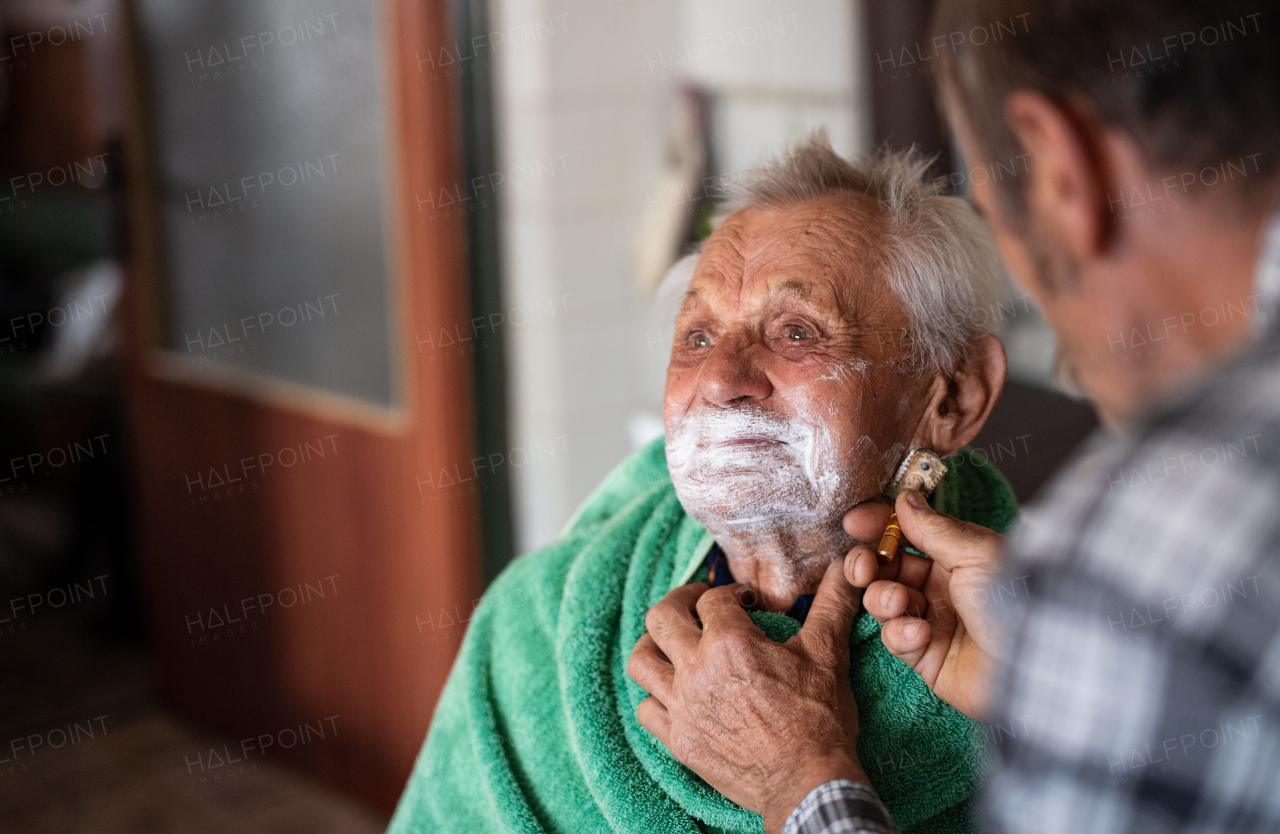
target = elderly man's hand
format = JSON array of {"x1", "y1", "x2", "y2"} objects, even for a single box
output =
[
  {"x1": 628, "y1": 557, "x2": 869, "y2": 834},
  {"x1": 842, "y1": 490, "x2": 1006, "y2": 721}
]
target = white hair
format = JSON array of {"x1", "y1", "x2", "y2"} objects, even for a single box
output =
[{"x1": 658, "y1": 130, "x2": 1008, "y2": 375}]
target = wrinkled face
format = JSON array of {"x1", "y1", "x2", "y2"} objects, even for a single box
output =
[{"x1": 663, "y1": 196, "x2": 936, "y2": 530}]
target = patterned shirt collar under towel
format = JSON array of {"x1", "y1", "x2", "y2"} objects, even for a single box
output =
[{"x1": 704, "y1": 544, "x2": 816, "y2": 623}]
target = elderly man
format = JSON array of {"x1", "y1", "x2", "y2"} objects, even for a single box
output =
[
  {"x1": 386, "y1": 136, "x2": 1013, "y2": 833},
  {"x1": 632, "y1": 2, "x2": 1280, "y2": 834}
]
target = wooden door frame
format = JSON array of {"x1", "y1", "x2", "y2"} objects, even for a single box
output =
[{"x1": 117, "y1": 0, "x2": 483, "y2": 811}]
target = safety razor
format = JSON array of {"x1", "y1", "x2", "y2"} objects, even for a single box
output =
[{"x1": 876, "y1": 448, "x2": 947, "y2": 563}]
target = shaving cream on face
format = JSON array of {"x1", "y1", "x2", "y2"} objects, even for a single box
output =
[{"x1": 666, "y1": 406, "x2": 849, "y2": 528}]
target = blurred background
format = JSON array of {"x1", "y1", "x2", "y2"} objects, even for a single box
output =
[{"x1": 0, "y1": 0, "x2": 1096, "y2": 830}]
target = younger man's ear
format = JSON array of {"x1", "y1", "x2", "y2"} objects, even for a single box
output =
[
  {"x1": 914, "y1": 334, "x2": 1007, "y2": 458},
  {"x1": 1004, "y1": 90, "x2": 1111, "y2": 261}
]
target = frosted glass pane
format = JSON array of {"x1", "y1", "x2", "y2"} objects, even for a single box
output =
[{"x1": 135, "y1": 0, "x2": 397, "y2": 406}]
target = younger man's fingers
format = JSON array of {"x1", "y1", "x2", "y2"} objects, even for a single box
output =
[
  {"x1": 842, "y1": 500, "x2": 894, "y2": 542},
  {"x1": 880, "y1": 616, "x2": 931, "y2": 668},
  {"x1": 893, "y1": 551, "x2": 935, "y2": 591},
  {"x1": 845, "y1": 544, "x2": 882, "y2": 588},
  {"x1": 864, "y1": 580, "x2": 928, "y2": 622},
  {"x1": 846, "y1": 543, "x2": 918, "y2": 586},
  {"x1": 895, "y1": 491, "x2": 1004, "y2": 572}
]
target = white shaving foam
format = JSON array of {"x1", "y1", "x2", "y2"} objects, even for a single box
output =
[{"x1": 666, "y1": 407, "x2": 844, "y2": 528}]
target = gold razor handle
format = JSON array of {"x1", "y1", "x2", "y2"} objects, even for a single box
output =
[
  {"x1": 877, "y1": 449, "x2": 945, "y2": 565},
  {"x1": 877, "y1": 511, "x2": 902, "y2": 563}
]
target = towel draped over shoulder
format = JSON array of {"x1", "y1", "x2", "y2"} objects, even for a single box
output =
[{"x1": 388, "y1": 438, "x2": 1018, "y2": 834}]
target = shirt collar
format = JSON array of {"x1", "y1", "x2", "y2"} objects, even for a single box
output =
[{"x1": 705, "y1": 544, "x2": 815, "y2": 623}]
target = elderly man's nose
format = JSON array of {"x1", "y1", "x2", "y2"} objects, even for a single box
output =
[{"x1": 698, "y1": 342, "x2": 772, "y2": 406}]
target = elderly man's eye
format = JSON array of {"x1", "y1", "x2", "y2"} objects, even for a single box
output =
[
  {"x1": 784, "y1": 325, "x2": 811, "y2": 341},
  {"x1": 688, "y1": 331, "x2": 711, "y2": 348}
]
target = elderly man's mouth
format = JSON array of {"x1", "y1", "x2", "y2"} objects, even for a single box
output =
[{"x1": 718, "y1": 436, "x2": 786, "y2": 448}]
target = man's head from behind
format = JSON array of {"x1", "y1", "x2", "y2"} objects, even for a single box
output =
[
  {"x1": 662, "y1": 136, "x2": 1008, "y2": 535},
  {"x1": 933, "y1": 0, "x2": 1280, "y2": 424}
]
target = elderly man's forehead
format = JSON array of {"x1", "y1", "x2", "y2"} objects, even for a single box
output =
[
  {"x1": 715, "y1": 196, "x2": 880, "y2": 253},
  {"x1": 687, "y1": 196, "x2": 884, "y2": 301}
]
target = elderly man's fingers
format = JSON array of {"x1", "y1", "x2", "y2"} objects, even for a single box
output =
[
  {"x1": 895, "y1": 490, "x2": 1004, "y2": 572},
  {"x1": 627, "y1": 633, "x2": 675, "y2": 703},
  {"x1": 863, "y1": 580, "x2": 928, "y2": 622},
  {"x1": 879, "y1": 616, "x2": 931, "y2": 668},
  {"x1": 696, "y1": 583, "x2": 757, "y2": 633},
  {"x1": 645, "y1": 583, "x2": 708, "y2": 659},
  {"x1": 801, "y1": 556, "x2": 862, "y2": 656},
  {"x1": 636, "y1": 696, "x2": 673, "y2": 743},
  {"x1": 842, "y1": 500, "x2": 894, "y2": 543}
]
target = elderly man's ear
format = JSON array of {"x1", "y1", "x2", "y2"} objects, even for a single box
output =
[{"x1": 911, "y1": 334, "x2": 1008, "y2": 458}]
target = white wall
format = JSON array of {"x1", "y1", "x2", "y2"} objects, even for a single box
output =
[
  {"x1": 491, "y1": 0, "x2": 868, "y2": 554},
  {"x1": 674, "y1": 0, "x2": 867, "y2": 173}
]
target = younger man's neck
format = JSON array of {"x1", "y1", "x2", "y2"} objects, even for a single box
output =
[{"x1": 1100, "y1": 194, "x2": 1276, "y2": 425}]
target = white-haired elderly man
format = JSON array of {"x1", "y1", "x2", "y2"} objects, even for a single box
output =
[{"x1": 387, "y1": 135, "x2": 1014, "y2": 834}]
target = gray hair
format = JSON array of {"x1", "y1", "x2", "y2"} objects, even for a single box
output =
[{"x1": 659, "y1": 131, "x2": 1008, "y2": 375}]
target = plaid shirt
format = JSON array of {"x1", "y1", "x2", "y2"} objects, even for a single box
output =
[
  {"x1": 787, "y1": 213, "x2": 1280, "y2": 834},
  {"x1": 782, "y1": 781, "x2": 900, "y2": 834}
]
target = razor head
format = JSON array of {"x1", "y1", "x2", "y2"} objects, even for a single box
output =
[{"x1": 885, "y1": 448, "x2": 947, "y2": 500}]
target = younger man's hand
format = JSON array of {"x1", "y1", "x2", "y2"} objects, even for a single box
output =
[{"x1": 842, "y1": 490, "x2": 1007, "y2": 721}]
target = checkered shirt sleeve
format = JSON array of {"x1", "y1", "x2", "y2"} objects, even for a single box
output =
[
  {"x1": 982, "y1": 323, "x2": 1280, "y2": 833},
  {"x1": 782, "y1": 780, "x2": 900, "y2": 834}
]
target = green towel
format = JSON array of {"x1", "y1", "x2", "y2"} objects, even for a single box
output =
[{"x1": 387, "y1": 438, "x2": 1017, "y2": 834}]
